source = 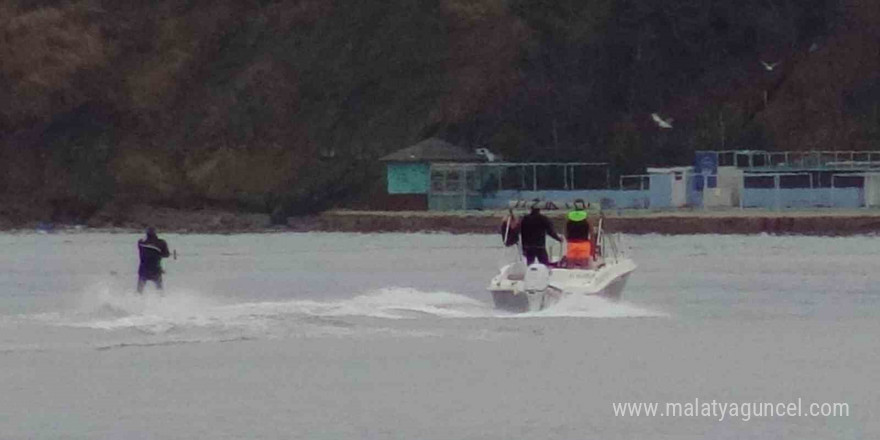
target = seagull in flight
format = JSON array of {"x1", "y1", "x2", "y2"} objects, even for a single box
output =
[
  {"x1": 761, "y1": 60, "x2": 779, "y2": 71},
  {"x1": 474, "y1": 147, "x2": 497, "y2": 162},
  {"x1": 651, "y1": 113, "x2": 673, "y2": 129}
]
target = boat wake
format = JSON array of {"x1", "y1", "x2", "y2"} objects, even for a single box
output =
[
  {"x1": 518, "y1": 294, "x2": 668, "y2": 318},
  {"x1": 26, "y1": 284, "x2": 493, "y2": 335},
  {"x1": 22, "y1": 282, "x2": 666, "y2": 338}
]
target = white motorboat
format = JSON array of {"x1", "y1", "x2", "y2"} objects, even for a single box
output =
[{"x1": 488, "y1": 217, "x2": 636, "y2": 312}]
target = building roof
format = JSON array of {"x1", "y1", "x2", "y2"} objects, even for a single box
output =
[{"x1": 379, "y1": 137, "x2": 481, "y2": 163}]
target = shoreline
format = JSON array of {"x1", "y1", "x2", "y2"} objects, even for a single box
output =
[
  {"x1": 288, "y1": 209, "x2": 880, "y2": 236},
  {"x1": 6, "y1": 206, "x2": 880, "y2": 236}
]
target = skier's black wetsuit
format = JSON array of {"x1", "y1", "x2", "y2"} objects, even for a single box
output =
[{"x1": 137, "y1": 228, "x2": 170, "y2": 293}]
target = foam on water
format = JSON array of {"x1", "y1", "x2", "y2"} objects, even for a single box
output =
[
  {"x1": 520, "y1": 294, "x2": 668, "y2": 318},
  {"x1": 24, "y1": 283, "x2": 664, "y2": 338},
  {"x1": 260, "y1": 287, "x2": 495, "y2": 319},
  {"x1": 102, "y1": 286, "x2": 490, "y2": 326}
]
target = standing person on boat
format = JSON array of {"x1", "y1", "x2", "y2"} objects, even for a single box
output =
[
  {"x1": 564, "y1": 199, "x2": 593, "y2": 267},
  {"x1": 137, "y1": 227, "x2": 170, "y2": 294},
  {"x1": 519, "y1": 200, "x2": 562, "y2": 265}
]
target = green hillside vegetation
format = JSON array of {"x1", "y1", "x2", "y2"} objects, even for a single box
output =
[{"x1": 1, "y1": 0, "x2": 878, "y2": 223}]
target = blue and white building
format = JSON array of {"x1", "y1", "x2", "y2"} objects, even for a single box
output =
[{"x1": 380, "y1": 140, "x2": 880, "y2": 211}]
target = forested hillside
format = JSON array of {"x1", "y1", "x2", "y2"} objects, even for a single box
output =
[{"x1": 1, "y1": 0, "x2": 877, "y2": 222}]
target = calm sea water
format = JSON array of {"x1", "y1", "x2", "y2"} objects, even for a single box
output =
[{"x1": 1, "y1": 231, "x2": 878, "y2": 439}]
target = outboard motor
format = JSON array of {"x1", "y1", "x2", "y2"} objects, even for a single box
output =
[{"x1": 523, "y1": 264, "x2": 551, "y2": 293}]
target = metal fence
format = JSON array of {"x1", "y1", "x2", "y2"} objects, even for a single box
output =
[
  {"x1": 712, "y1": 150, "x2": 880, "y2": 169},
  {"x1": 736, "y1": 172, "x2": 874, "y2": 209}
]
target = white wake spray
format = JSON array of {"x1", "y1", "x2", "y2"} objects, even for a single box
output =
[
  {"x1": 518, "y1": 294, "x2": 668, "y2": 318},
  {"x1": 31, "y1": 283, "x2": 666, "y2": 336},
  {"x1": 66, "y1": 282, "x2": 221, "y2": 332}
]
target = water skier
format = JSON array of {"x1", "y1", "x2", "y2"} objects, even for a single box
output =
[{"x1": 137, "y1": 227, "x2": 170, "y2": 293}]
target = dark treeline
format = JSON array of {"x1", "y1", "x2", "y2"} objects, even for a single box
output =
[{"x1": 1, "y1": 0, "x2": 877, "y2": 222}]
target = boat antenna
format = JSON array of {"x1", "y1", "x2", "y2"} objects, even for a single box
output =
[{"x1": 503, "y1": 208, "x2": 513, "y2": 244}]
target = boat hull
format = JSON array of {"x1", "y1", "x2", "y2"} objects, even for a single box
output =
[
  {"x1": 488, "y1": 259, "x2": 635, "y2": 313},
  {"x1": 491, "y1": 290, "x2": 530, "y2": 313}
]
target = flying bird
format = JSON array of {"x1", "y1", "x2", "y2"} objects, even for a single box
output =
[
  {"x1": 761, "y1": 60, "x2": 779, "y2": 71},
  {"x1": 475, "y1": 147, "x2": 497, "y2": 162},
  {"x1": 651, "y1": 113, "x2": 673, "y2": 129}
]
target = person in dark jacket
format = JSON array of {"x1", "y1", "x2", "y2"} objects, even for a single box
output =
[
  {"x1": 137, "y1": 227, "x2": 171, "y2": 293},
  {"x1": 519, "y1": 202, "x2": 562, "y2": 265}
]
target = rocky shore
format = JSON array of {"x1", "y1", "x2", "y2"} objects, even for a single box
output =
[
  {"x1": 4, "y1": 203, "x2": 880, "y2": 235},
  {"x1": 289, "y1": 209, "x2": 880, "y2": 236},
  {"x1": 0, "y1": 202, "x2": 277, "y2": 234}
]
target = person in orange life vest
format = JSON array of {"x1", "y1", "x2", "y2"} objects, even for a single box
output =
[{"x1": 564, "y1": 199, "x2": 592, "y2": 266}]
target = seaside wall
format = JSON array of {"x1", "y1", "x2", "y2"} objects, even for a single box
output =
[
  {"x1": 741, "y1": 188, "x2": 862, "y2": 209},
  {"x1": 429, "y1": 194, "x2": 483, "y2": 210},
  {"x1": 288, "y1": 211, "x2": 880, "y2": 236},
  {"x1": 477, "y1": 187, "x2": 864, "y2": 210},
  {"x1": 482, "y1": 190, "x2": 650, "y2": 209}
]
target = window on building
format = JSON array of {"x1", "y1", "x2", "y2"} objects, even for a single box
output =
[
  {"x1": 445, "y1": 170, "x2": 461, "y2": 192},
  {"x1": 744, "y1": 175, "x2": 775, "y2": 188},
  {"x1": 466, "y1": 169, "x2": 479, "y2": 192},
  {"x1": 431, "y1": 170, "x2": 445, "y2": 192}
]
